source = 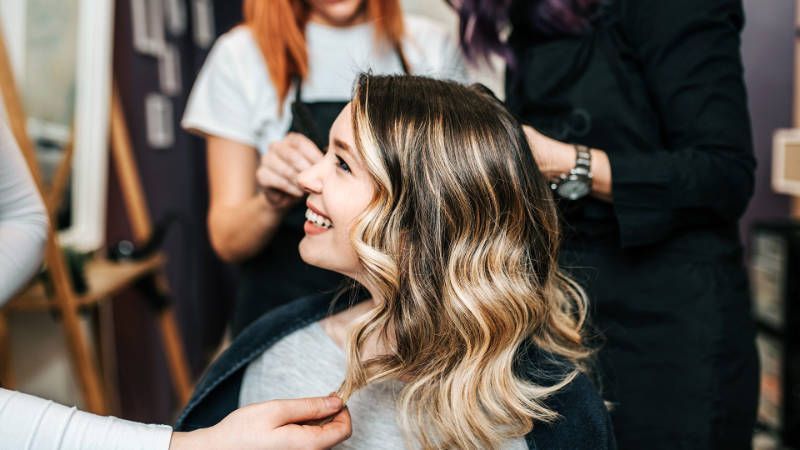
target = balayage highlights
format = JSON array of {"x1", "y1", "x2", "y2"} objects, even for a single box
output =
[{"x1": 336, "y1": 74, "x2": 591, "y2": 449}]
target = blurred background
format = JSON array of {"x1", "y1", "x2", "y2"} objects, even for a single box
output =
[{"x1": 0, "y1": 0, "x2": 798, "y2": 448}]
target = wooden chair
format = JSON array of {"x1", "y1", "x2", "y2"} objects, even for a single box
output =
[{"x1": 0, "y1": 28, "x2": 192, "y2": 415}]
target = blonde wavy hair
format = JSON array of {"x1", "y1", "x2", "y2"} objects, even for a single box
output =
[{"x1": 336, "y1": 74, "x2": 591, "y2": 449}]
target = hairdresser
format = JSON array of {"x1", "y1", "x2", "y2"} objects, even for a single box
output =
[
  {"x1": 182, "y1": 0, "x2": 466, "y2": 336},
  {"x1": 451, "y1": 0, "x2": 758, "y2": 448}
]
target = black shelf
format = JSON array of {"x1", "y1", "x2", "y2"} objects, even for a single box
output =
[{"x1": 750, "y1": 220, "x2": 800, "y2": 448}]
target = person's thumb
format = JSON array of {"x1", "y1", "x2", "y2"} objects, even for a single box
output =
[{"x1": 265, "y1": 396, "x2": 344, "y2": 426}]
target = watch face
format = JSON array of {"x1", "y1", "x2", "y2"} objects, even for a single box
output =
[{"x1": 557, "y1": 180, "x2": 591, "y2": 200}]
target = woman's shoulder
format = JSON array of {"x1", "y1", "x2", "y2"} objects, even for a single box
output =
[
  {"x1": 518, "y1": 347, "x2": 616, "y2": 449},
  {"x1": 211, "y1": 25, "x2": 257, "y2": 54},
  {"x1": 204, "y1": 25, "x2": 265, "y2": 71},
  {"x1": 526, "y1": 372, "x2": 616, "y2": 449},
  {"x1": 174, "y1": 292, "x2": 338, "y2": 431},
  {"x1": 182, "y1": 24, "x2": 283, "y2": 146}
]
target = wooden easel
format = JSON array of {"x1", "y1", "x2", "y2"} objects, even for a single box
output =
[{"x1": 0, "y1": 27, "x2": 191, "y2": 415}]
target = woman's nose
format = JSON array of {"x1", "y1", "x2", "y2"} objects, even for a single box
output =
[{"x1": 297, "y1": 158, "x2": 324, "y2": 194}]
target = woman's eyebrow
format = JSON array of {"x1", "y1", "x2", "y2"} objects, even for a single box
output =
[{"x1": 333, "y1": 138, "x2": 353, "y2": 154}]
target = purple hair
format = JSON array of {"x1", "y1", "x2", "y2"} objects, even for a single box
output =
[{"x1": 449, "y1": 0, "x2": 602, "y2": 65}]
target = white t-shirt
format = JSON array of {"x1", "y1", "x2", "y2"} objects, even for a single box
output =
[{"x1": 182, "y1": 15, "x2": 468, "y2": 153}]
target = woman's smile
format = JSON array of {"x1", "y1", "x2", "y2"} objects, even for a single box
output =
[{"x1": 304, "y1": 203, "x2": 334, "y2": 235}]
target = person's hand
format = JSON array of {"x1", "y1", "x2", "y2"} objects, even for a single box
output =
[
  {"x1": 257, "y1": 132, "x2": 324, "y2": 209},
  {"x1": 521, "y1": 125, "x2": 575, "y2": 179},
  {"x1": 169, "y1": 395, "x2": 351, "y2": 450}
]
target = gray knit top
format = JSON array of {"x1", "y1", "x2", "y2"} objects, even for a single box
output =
[{"x1": 239, "y1": 321, "x2": 527, "y2": 450}]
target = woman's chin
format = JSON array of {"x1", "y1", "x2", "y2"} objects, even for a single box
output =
[
  {"x1": 299, "y1": 239, "x2": 329, "y2": 270},
  {"x1": 298, "y1": 239, "x2": 315, "y2": 265},
  {"x1": 299, "y1": 239, "x2": 359, "y2": 280}
]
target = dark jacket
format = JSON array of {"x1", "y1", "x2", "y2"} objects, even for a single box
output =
[{"x1": 175, "y1": 292, "x2": 616, "y2": 449}]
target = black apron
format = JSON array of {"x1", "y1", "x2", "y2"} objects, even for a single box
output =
[
  {"x1": 231, "y1": 84, "x2": 349, "y2": 336},
  {"x1": 233, "y1": 51, "x2": 408, "y2": 335}
]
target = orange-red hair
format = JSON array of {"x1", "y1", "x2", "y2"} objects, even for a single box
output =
[{"x1": 243, "y1": 0, "x2": 406, "y2": 108}]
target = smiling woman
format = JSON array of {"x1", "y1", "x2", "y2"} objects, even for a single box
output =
[
  {"x1": 182, "y1": 0, "x2": 466, "y2": 336},
  {"x1": 175, "y1": 75, "x2": 615, "y2": 450}
]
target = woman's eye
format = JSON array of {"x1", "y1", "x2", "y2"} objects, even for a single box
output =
[{"x1": 336, "y1": 155, "x2": 351, "y2": 173}]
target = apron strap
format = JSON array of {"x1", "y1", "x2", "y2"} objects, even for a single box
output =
[
  {"x1": 393, "y1": 41, "x2": 411, "y2": 75},
  {"x1": 289, "y1": 39, "x2": 410, "y2": 148},
  {"x1": 290, "y1": 76, "x2": 326, "y2": 148}
]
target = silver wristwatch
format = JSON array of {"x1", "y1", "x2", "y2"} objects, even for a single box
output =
[{"x1": 550, "y1": 145, "x2": 592, "y2": 200}]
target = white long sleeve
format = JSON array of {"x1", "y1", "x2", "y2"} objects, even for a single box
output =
[
  {"x1": 0, "y1": 118, "x2": 48, "y2": 305},
  {"x1": 0, "y1": 388, "x2": 173, "y2": 450}
]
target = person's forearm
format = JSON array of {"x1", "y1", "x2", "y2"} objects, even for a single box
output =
[
  {"x1": 0, "y1": 388, "x2": 172, "y2": 450},
  {"x1": 589, "y1": 149, "x2": 612, "y2": 202},
  {"x1": 168, "y1": 430, "x2": 209, "y2": 450},
  {"x1": 208, "y1": 194, "x2": 287, "y2": 263}
]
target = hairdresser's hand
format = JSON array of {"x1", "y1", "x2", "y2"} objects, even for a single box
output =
[
  {"x1": 169, "y1": 396, "x2": 351, "y2": 450},
  {"x1": 521, "y1": 125, "x2": 575, "y2": 179},
  {"x1": 522, "y1": 124, "x2": 613, "y2": 201},
  {"x1": 257, "y1": 132, "x2": 324, "y2": 209}
]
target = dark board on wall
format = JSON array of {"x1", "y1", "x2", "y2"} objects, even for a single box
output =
[{"x1": 108, "y1": 0, "x2": 242, "y2": 422}]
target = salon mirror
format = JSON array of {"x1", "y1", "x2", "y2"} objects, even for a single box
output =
[{"x1": 0, "y1": 0, "x2": 113, "y2": 252}]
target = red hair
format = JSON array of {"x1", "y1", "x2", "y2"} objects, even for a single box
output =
[{"x1": 243, "y1": 0, "x2": 406, "y2": 108}]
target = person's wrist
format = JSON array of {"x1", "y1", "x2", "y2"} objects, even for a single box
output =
[
  {"x1": 558, "y1": 143, "x2": 578, "y2": 173},
  {"x1": 169, "y1": 429, "x2": 216, "y2": 450},
  {"x1": 168, "y1": 431, "x2": 192, "y2": 450},
  {"x1": 544, "y1": 142, "x2": 577, "y2": 178}
]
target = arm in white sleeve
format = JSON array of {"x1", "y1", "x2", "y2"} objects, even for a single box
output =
[
  {"x1": 0, "y1": 388, "x2": 173, "y2": 450},
  {"x1": 0, "y1": 119, "x2": 48, "y2": 305}
]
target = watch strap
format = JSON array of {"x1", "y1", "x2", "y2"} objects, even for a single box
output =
[{"x1": 572, "y1": 144, "x2": 592, "y2": 178}]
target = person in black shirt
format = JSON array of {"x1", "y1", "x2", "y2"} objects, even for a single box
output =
[{"x1": 451, "y1": 0, "x2": 758, "y2": 448}]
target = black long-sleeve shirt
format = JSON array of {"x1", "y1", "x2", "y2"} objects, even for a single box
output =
[
  {"x1": 505, "y1": 1, "x2": 759, "y2": 446},
  {"x1": 507, "y1": 0, "x2": 755, "y2": 250}
]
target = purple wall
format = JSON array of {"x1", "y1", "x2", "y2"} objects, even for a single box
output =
[{"x1": 740, "y1": 0, "x2": 794, "y2": 239}]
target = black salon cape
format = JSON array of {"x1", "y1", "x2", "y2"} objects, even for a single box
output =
[
  {"x1": 505, "y1": 0, "x2": 758, "y2": 448},
  {"x1": 175, "y1": 292, "x2": 616, "y2": 450}
]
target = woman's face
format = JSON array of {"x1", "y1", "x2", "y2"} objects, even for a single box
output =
[
  {"x1": 298, "y1": 103, "x2": 375, "y2": 279},
  {"x1": 306, "y1": 0, "x2": 367, "y2": 27}
]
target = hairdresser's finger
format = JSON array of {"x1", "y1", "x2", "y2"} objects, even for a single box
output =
[
  {"x1": 257, "y1": 166, "x2": 303, "y2": 198},
  {"x1": 270, "y1": 176, "x2": 305, "y2": 198},
  {"x1": 286, "y1": 132, "x2": 324, "y2": 164},
  {"x1": 264, "y1": 150, "x2": 299, "y2": 180},
  {"x1": 265, "y1": 396, "x2": 344, "y2": 426},
  {"x1": 258, "y1": 161, "x2": 302, "y2": 197},
  {"x1": 283, "y1": 146, "x2": 314, "y2": 173},
  {"x1": 304, "y1": 407, "x2": 352, "y2": 448}
]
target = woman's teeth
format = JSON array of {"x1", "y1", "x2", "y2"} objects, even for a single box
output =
[{"x1": 305, "y1": 209, "x2": 333, "y2": 229}]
